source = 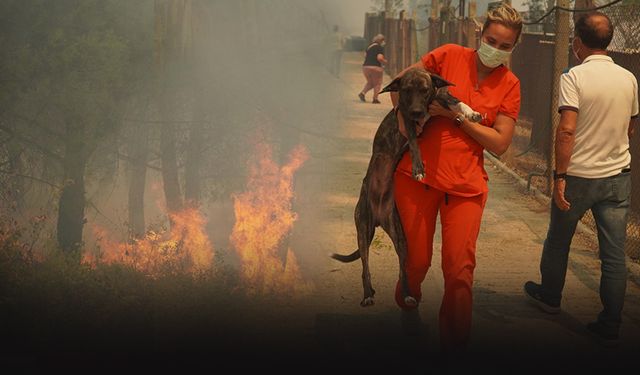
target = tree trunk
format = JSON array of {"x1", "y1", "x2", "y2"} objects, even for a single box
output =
[
  {"x1": 155, "y1": 0, "x2": 187, "y2": 214},
  {"x1": 184, "y1": 89, "x2": 206, "y2": 207},
  {"x1": 159, "y1": 112, "x2": 183, "y2": 213},
  {"x1": 56, "y1": 130, "x2": 86, "y2": 253},
  {"x1": 7, "y1": 142, "x2": 25, "y2": 213},
  {"x1": 127, "y1": 125, "x2": 148, "y2": 238}
]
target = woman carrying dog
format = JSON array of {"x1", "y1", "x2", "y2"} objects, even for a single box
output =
[{"x1": 390, "y1": 4, "x2": 522, "y2": 353}]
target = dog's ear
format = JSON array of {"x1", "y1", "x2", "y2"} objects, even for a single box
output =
[
  {"x1": 380, "y1": 77, "x2": 401, "y2": 94},
  {"x1": 430, "y1": 74, "x2": 455, "y2": 88}
]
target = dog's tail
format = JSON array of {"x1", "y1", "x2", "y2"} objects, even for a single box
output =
[{"x1": 330, "y1": 249, "x2": 360, "y2": 263}]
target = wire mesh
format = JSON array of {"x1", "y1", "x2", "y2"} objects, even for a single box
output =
[{"x1": 509, "y1": 2, "x2": 640, "y2": 260}]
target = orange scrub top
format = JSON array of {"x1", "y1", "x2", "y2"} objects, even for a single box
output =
[{"x1": 396, "y1": 44, "x2": 521, "y2": 197}]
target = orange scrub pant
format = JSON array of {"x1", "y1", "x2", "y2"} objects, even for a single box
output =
[{"x1": 393, "y1": 171, "x2": 487, "y2": 350}]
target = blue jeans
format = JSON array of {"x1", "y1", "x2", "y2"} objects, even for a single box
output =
[{"x1": 540, "y1": 171, "x2": 630, "y2": 333}]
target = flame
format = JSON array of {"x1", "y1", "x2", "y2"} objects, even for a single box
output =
[
  {"x1": 230, "y1": 142, "x2": 313, "y2": 296},
  {"x1": 83, "y1": 207, "x2": 214, "y2": 277}
]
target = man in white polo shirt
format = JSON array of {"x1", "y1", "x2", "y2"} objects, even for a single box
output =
[{"x1": 524, "y1": 11, "x2": 639, "y2": 346}]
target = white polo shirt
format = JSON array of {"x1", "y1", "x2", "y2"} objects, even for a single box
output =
[{"x1": 558, "y1": 54, "x2": 639, "y2": 178}]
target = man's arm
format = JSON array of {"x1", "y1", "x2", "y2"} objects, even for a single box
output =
[
  {"x1": 551, "y1": 69, "x2": 580, "y2": 210},
  {"x1": 555, "y1": 110, "x2": 578, "y2": 175},
  {"x1": 629, "y1": 117, "x2": 637, "y2": 139},
  {"x1": 553, "y1": 109, "x2": 578, "y2": 211}
]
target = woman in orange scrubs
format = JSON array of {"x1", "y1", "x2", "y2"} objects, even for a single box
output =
[{"x1": 391, "y1": 4, "x2": 523, "y2": 353}]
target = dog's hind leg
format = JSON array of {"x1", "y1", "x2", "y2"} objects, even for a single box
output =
[
  {"x1": 357, "y1": 224, "x2": 376, "y2": 306},
  {"x1": 388, "y1": 205, "x2": 417, "y2": 308},
  {"x1": 355, "y1": 200, "x2": 376, "y2": 307},
  {"x1": 358, "y1": 231, "x2": 376, "y2": 307}
]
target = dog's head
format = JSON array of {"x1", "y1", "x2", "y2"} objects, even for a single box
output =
[{"x1": 380, "y1": 68, "x2": 454, "y2": 124}]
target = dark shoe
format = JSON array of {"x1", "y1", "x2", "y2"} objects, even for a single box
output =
[
  {"x1": 524, "y1": 281, "x2": 561, "y2": 314},
  {"x1": 372, "y1": 99, "x2": 381, "y2": 104},
  {"x1": 358, "y1": 92, "x2": 365, "y2": 102},
  {"x1": 587, "y1": 321, "x2": 619, "y2": 347}
]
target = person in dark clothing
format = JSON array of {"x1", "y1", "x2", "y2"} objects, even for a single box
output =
[{"x1": 359, "y1": 34, "x2": 388, "y2": 104}]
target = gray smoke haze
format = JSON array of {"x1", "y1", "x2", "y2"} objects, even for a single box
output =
[{"x1": 78, "y1": 1, "x2": 374, "y2": 265}]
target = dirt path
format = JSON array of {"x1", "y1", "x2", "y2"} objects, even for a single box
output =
[
  {"x1": 202, "y1": 52, "x2": 640, "y2": 370},
  {"x1": 289, "y1": 51, "x2": 640, "y2": 363}
]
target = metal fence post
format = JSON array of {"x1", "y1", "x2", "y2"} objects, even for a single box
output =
[
  {"x1": 467, "y1": 0, "x2": 477, "y2": 50},
  {"x1": 412, "y1": 10, "x2": 419, "y2": 61},
  {"x1": 547, "y1": 2, "x2": 570, "y2": 195},
  {"x1": 431, "y1": 0, "x2": 440, "y2": 48}
]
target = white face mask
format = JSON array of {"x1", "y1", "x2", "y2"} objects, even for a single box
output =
[
  {"x1": 572, "y1": 38, "x2": 582, "y2": 63},
  {"x1": 477, "y1": 41, "x2": 512, "y2": 68}
]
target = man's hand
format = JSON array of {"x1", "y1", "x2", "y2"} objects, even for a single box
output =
[{"x1": 553, "y1": 179, "x2": 571, "y2": 211}]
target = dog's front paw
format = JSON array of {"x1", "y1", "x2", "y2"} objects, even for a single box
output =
[
  {"x1": 360, "y1": 297, "x2": 375, "y2": 307},
  {"x1": 412, "y1": 164, "x2": 425, "y2": 181},
  {"x1": 404, "y1": 296, "x2": 418, "y2": 307}
]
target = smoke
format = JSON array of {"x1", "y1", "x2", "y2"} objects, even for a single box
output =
[
  {"x1": 184, "y1": 1, "x2": 353, "y2": 275},
  {"x1": 85, "y1": 0, "x2": 373, "y2": 272}
]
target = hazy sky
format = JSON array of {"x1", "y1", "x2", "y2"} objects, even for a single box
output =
[
  {"x1": 319, "y1": 0, "x2": 529, "y2": 37},
  {"x1": 316, "y1": 0, "x2": 373, "y2": 36}
]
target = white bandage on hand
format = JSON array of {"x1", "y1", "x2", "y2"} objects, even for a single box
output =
[{"x1": 451, "y1": 102, "x2": 483, "y2": 123}]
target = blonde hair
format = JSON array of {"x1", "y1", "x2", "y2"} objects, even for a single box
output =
[{"x1": 483, "y1": 3, "x2": 523, "y2": 44}]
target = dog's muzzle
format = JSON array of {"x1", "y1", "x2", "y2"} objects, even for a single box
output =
[{"x1": 409, "y1": 109, "x2": 426, "y2": 121}]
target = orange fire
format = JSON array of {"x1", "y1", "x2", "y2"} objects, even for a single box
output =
[
  {"x1": 83, "y1": 207, "x2": 214, "y2": 277},
  {"x1": 230, "y1": 141, "x2": 313, "y2": 296}
]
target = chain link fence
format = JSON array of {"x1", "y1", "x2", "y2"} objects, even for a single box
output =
[
  {"x1": 506, "y1": 1, "x2": 640, "y2": 260},
  {"x1": 599, "y1": 3, "x2": 640, "y2": 259}
]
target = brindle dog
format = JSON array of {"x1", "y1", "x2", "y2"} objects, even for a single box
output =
[{"x1": 331, "y1": 68, "x2": 477, "y2": 307}]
